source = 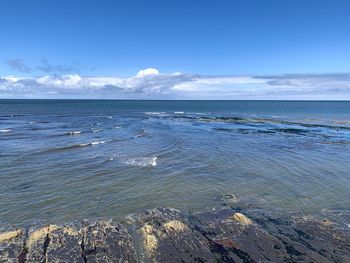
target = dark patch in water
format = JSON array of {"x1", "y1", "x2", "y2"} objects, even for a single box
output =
[
  {"x1": 201, "y1": 116, "x2": 248, "y2": 123},
  {"x1": 322, "y1": 140, "x2": 350, "y2": 145},
  {"x1": 272, "y1": 128, "x2": 308, "y2": 135},
  {"x1": 213, "y1": 128, "x2": 235, "y2": 132},
  {"x1": 213, "y1": 127, "x2": 255, "y2": 134},
  {"x1": 238, "y1": 128, "x2": 250, "y2": 134},
  {"x1": 8, "y1": 182, "x2": 33, "y2": 192},
  {"x1": 214, "y1": 127, "x2": 277, "y2": 135},
  {"x1": 0, "y1": 114, "x2": 27, "y2": 118},
  {"x1": 173, "y1": 114, "x2": 350, "y2": 133},
  {"x1": 257, "y1": 130, "x2": 276, "y2": 134}
]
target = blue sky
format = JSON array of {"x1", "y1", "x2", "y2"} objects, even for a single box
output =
[{"x1": 1, "y1": 0, "x2": 350, "y2": 99}]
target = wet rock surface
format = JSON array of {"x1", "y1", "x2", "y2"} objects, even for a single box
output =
[{"x1": 1, "y1": 207, "x2": 349, "y2": 262}]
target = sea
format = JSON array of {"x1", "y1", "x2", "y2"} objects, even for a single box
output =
[{"x1": 1, "y1": 100, "x2": 350, "y2": 227}]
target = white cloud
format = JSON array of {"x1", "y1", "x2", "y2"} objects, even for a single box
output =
[
  {"x1": 1, "y1": 70, "x2": 350, "y2": 99},
  {"x1": 36, "y1": 75, "x2": 82, "y2": 88},
  {"x1": 172, "y1": 76, "x2": 266, "y2": 92},
  {"x1": 136, "y1": 68, "x2": 159, "y2": 77}
]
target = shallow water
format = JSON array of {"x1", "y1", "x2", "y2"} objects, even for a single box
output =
[{"x1": 1, "y1": 100, "x2": 350, "y2": 226}]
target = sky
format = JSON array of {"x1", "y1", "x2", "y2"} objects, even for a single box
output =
[{"x1": 1, "y1": 0, "x2": 350, "y2": 99}]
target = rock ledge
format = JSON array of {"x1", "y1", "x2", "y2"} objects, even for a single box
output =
[{"x1": 1, "y1": 207, "x2": 349, "y2": 263}]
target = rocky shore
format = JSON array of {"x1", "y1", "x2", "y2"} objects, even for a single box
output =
[{"x1": 1, "y1": 206, "x2": 349, "y2": 263}]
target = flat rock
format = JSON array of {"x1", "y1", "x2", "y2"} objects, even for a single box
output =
[
  {"x1": 137, "y1": 207, "x2": 217, "y2": 262},
  {"x1": 137, "y1": 207, "x2": 350, "y2": 262},
  {"x1": 81, "y1": 220, "x2": 137, "y2": 263},
  {"x1": 1, "y1": 221, "x2": 137, "y2": 263},
  {"x1": 1, "y1": 206, "x2": 350, "y2": 262},
  {"x1": 246, "y1": 209, "x2": 350, "y2": 262}
]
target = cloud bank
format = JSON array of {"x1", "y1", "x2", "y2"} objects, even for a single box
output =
[{"x1": 1, "y1": 68, "x2": 350, "y2": 99}]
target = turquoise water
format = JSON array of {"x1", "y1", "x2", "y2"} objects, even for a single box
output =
[{"x1": 1, "y1": 100, "x2": 350, "y2": 226}]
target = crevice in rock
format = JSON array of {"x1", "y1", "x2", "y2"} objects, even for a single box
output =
[
  {"x1": 282, "y1": 240, "x2": 304, "y2": 261},
  {"x1": 127, "y1": 223, "x2": 146, "y2": 263},
  {"x1": 42, "y1": 233, "x2": 51, "y2": 263},
  {"x1": 17, "y1": 227, "x2": 29, "y2": 263},
  {"x1": 80, "y1": 234, "x2": 88, "y2": 263}
]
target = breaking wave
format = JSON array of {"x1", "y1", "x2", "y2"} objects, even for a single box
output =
[
  {"x1": 35, "y1": 140, "x2": 107, "y2": 155},
  {"x1": 66, "y1": 131, "x2": 82, "y2": 135},
  {"x1": 122, "y1": 156, "x2": 157, "y2": 167},
  {"x1": 79, "y1": 141, "x2": 106, "y2": 147}
]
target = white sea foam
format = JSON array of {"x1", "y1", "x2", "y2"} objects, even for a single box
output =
[
  {"x1": 68, "y1": 131, "x2": 82, "y2": 135},
  {"x1": 90, "y1": 141, "x2": 106, "y2": 145},
  {"x1": 145, "y1": 112, "x2": 169, "y2": 117},
  {"x1": 135, "y1": 130, "x2": 146, "y2": 138},
  {"x1": 174, "y1": 111, "x2": 184, "y2": 114},
  {"x1": 123, "y1": 156, "x2": 157, "y2": 167},
  {"x1": 0, "y1": 129, "x2": 11, "y2": 133},
  {"x1": 145, "y1": 112, "x2": 166, "y2": 115},
  {"x1": 92, "y1": 128, "x2": 103, "y2": 133},
  {"x1": 80, "y1": 141, "x2": 106, "y2": 147},
  {"x1": 109, "y1": 154, "x2": 119, "y2": 161}
]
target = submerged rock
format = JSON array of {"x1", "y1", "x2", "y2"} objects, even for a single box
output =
[{"x1": 1, "y1": 206, "x2": 349, "y2": 262}]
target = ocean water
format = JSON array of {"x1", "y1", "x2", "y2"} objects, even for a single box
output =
[{"x1": 1, "y1": 100, "x2": 350, "y2": 227}]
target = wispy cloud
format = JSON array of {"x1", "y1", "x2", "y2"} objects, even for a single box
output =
[
  {"x1": 4, "y1": 58, "x2": 86, "y2": 75},
  {"x1": 1, "y1": 69, "x2": 350, "y2": 99},
  {"x1": 36, "y1": 59, "x2": 81, "y2": 74},
  {"x1": 5, "y1": 58, "x2": 32, "y2": 73}
]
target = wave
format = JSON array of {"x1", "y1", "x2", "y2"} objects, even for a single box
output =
[
  {"x1": 92, "y1": 128, "x2": 103, "y2": 133},
  {"x1": 79, "y1": 141, "x2": 106, "y2": 147},
  {"x1": 0, "y1": 129, "x2": 11, "y2": 133},
  {"x1": 35, "y1": 140, "x2": 107, "y2": 155},
  {"x1": 145, "y1": 112, "x2": 165, "y2": 115},
  {"x1": 145, "y1": 112, "x2": 169, "y2": 117},
  {"x1": 66, "y1": 131, "x2": 82, "y2": 135},
  {"x1": 122, "y1": 156, "x2": 157, "y2": 167},
  {"x1": 0, "y1": 114, "x2": 26, "y2": 118},
  {"x1": 89, "y1": 115, "x2": 113, "y2": 119}
]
